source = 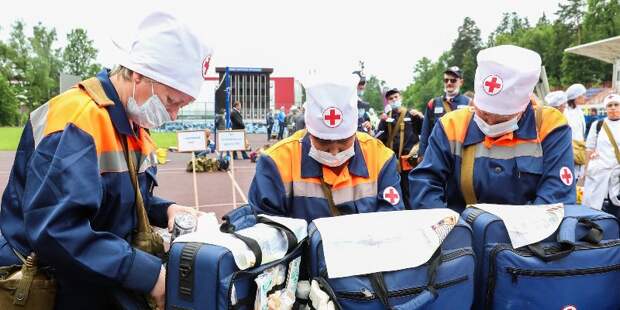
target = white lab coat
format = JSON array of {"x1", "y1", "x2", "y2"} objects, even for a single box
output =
[
  {"x1": 583, "y1": 119, "x2": 620, "y2": 209},
  {"x1": 564, "y1": 106, "x2": 586, "y2": 141}
]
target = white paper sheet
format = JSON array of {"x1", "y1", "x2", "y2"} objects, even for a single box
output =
[
  {"x1": 472, "y1": 203, "x2": 564, "y2": 249},
  {"x1": 313, "y1": 209, "x2": 459, "y2": 279}
]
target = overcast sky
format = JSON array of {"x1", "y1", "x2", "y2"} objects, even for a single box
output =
[{"x1": 0, "y1": 0, "x2": 563, "y2": 88}]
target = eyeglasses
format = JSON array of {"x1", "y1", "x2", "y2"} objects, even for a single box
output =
[
  {"x1": 607, "y1": 103, "x2": 620, "y2": 108},
  {"x1": 444, "y1": 78, "x2": 458, "y2": 84}
]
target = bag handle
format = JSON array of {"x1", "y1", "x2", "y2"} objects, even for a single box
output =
[
  {"x1": 221, "y1": 215, "x2": 299, "y2": 268},
  {"x1": 527, "y1": 217, "x2": 603, "y2": 262},
  {"x1": 368, "y1": 249, "x2": 441, "y2": 310}
]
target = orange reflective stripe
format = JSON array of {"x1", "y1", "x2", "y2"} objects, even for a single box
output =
[{"x1": 41, "y1": 80, "x2": 157, "y2": 162}]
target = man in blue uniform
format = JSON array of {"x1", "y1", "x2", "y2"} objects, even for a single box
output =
[
  {"x1": 418, "y1": 66, "x2": 471, "y2": 162},
  {"x1": 410, "y1": 45, "x2": 576, "y2": 212},
  {"x1": 0, "y1": 12, "x2": 209, "y2": 309},
  {"x1": 249, "y1": 77, "x2": 404, "y2": 222}
]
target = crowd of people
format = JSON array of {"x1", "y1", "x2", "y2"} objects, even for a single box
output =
[{"x1": 0, "y1": 11, "x2": 618, "y2": 309}]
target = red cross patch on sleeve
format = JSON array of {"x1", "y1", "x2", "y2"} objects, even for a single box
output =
[
  {"x1": 383, "y1": 186, "x2": 401, "y2": 206},
  {"x1": 560, "y1": 167, "x2": 573, "y2": 186}
]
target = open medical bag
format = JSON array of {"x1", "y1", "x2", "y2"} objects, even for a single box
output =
[{"x1": 166, "y1": 206, "x2": 307, "y2": 310}]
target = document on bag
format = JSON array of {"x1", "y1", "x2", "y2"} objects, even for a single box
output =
[
  {"x1": 471, "y1": 203, "x2": 564, "y2": 249},
  {"x1": 313, "y1": 209, "x2": 459, "y2": 278}
]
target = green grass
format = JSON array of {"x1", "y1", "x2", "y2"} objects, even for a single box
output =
[
  {"x1": 0, "y1": 127, "x2": 177, "y2": 151},
  {"x1": 0, "y1": 127, "x2": 23, "y2": 151},
  {"x1": 150, "y1": 132, "x2": 177, "y2": 149}
]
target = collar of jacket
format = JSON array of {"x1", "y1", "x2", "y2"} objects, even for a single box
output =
[
  {"x1": 463, "y1": 102, "x2": 537, "y2": 147},
  {"x1": 300, "y1": 133, "x2": 370, "y2": 179},
  {"x1": 443, "y1": 93, "x2": 467, "y2": 106},
  {"x1": 95, "y1": 69, "x2": 136, "y2": 137}
]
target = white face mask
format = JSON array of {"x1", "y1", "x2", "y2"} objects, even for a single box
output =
[
  {"x1": 391, "y1": 101, "x2": 402, "y2": 110},
  {"x1": 126, "y1": 81, "x2": 171, "y2": 129},
  {"x1": 308, "y1": 142, "x2": 355, "y2": 167},
  {"x1": 473, "y1": 113, "x2": 519, "y2": 138}
]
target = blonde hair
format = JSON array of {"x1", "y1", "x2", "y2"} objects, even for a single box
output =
[{"x1": 109, "y1": 65, "x2": 134, "y2": 81}]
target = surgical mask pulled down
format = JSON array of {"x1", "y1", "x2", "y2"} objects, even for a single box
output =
[
  {"x1": 445, "y1": 87, "x2": 460, "y2": 98},
  {"x1": 126, "y1": 81, "x2": 171, "y2": 129},
  {"x1": 473, "y1": 113, "x2": 519, "y2": 138},
  {"x1": 309, "y1": 142, "x2": 355, "y2": 167}
]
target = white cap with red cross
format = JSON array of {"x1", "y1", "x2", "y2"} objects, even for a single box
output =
[
  {"x1": 303, "y1": 77, "x2": 358, "y2": 140},
  {"x1": 474, "y1": 45, "x2": 541, "y2": 116}
]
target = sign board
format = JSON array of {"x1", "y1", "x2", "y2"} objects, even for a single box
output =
[
  {"x1": 217, "y1": 130, "x2": 246, "y2": 152},
  {"x1": 177, "y1": 130, "x2": 208, "y2": 152}
]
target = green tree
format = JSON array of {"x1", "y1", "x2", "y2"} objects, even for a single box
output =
[
  {"x1": 449, "y1": 17, "x2": 482, "y2": 91},
  {"x1": 0, "y1": 73, "x2": 19, "y2": 126},
  {"x1": 6, "y1": 21, "x2": 30, "y2": 100},
  {"x1": 402, "y1": 53, "x2": 449, "y2": 112},
  {"x1": 25, "y1": 23, "x2": 63, "y2": 110},
  {"x1": 63, "y1": 28, "x2": 101, "y2": 78},
  {"x1": 556, "y1": 0, "x2": 586, "y2": 44},
  {"x1": 361, "y1": 75, "x2": 386, "y2": 112}
]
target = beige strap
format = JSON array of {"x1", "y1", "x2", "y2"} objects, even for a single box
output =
[
  {"x1": 442, "y1": 100, "x2": 453, "y2": 114},
  {"x1": 319, "y1": 176, "x2": 340, "y2": 216},
  {"x1": 386, "y1": 108, "x2": 408, "y2": 173},
  {"x1": 121, "y1": 137, "x2": 150, "y2": 234},
  {"x1": 386, "y1": 108, "x2": 408, "y2": 152},
  {"x1": 535, "y1": 105, "x2": 543, "y2": 138},
  {"x1": 602, "y1": 122, "x2": 620, "y2": 164},
  {"x1": 78, "y1": 77, "x2": 114, "y2": 107},
  {"x1": 459, "y1": 111, "x2": 477, "y2": 204},
  {"x1": 121, "y1": 137, "x2": 163, "y2": 256},
  {"x1": 460, "y1": 144, "x2": 477, "y2": 205}
]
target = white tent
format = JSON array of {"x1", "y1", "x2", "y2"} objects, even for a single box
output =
[{"x1": 565, "y1": 35, "x2": 620, "y2": 91}]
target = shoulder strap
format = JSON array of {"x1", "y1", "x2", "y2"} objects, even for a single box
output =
[
  {"x1": 597, "y1": 120, "x2": 604, "y2": 135},
  {"x1": 386, "y1": 108, "x2": 407, "y2": 153},
  {"x1": 602, "y1": 121, "x2": 620, "y2": 164},
  {"x1": 442, "y1": 99, "x2": 453, "y2": 114},
  {"x1": 535, "y1": 105, "x2": 544, "y2": 138},
  {"x1": 121, "y1": 137, "x2": 163, "y2": 255},
  {"x1": 78, "y1": 77, "x2": 114, "y2": 107},
  {"x1": 397, "y1": 107, "x2": 408, "y2": 156},
  {"x1": 319, "y1": 176, "x2": 341, "y2": 216},
  {"x1": 459, "y1": 111, "x2": 477, "y2": 205}
]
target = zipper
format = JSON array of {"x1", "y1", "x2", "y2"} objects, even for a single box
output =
[
  {"x1": 485, "y1": 240, "x2": 620, "y2": 308},
  {"x1": 507, "y1": 263, "x2": 620, "y2": 284},
  {"x1": 337, "y1": 275, "x2": 469, "y2": 301},
  {"x1": 335, "y1": 248, "x2": 473, "y2": 301}
]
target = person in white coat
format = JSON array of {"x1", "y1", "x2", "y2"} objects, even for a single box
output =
[
  {"x1": 565, "y1": 83, "x2": 587, "y2": 180},
  {"x1": 583, "y1": 94, "x2": 620, "y2": 214}
]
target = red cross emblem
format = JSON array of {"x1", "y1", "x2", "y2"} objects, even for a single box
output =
[
  {"x1": 202, "y1": 56, "x2": 211, "y2": 80},
  {"x1": 560, "y1": 167, "x2": 573, "y2": 186},
  {"x1": 483, "y1": 75, "x2": 503, "y2": 96},
  {"x1": 383, "y1": 187, "x2": 400, "y2": 205},
  {"x1": 322, "y1": 107, "x2": 343, "y2": 128}
]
